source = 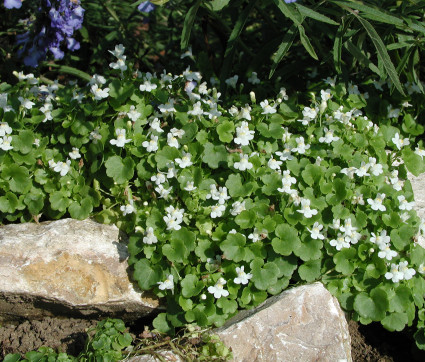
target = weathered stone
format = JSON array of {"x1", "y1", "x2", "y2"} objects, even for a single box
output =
[
  {"x1": 0, "y1": 218, "x2": 159, "y2": 322},
  {"x1": 127, "y1": 351, "x2": 182, "y2": 361},
  {"x1": 215, "y1": 282, "x2": 351, "y2": 362},
  {"x1": 408, "y1": 172, "x2": 425, "y2": 248}
]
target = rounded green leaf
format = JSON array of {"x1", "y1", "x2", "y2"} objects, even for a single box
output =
[
  {"x1": 217, "y1": 120, "x2": 235, "y2": 143},
  {"x1": 250, "y1": 258, "x2": 279, "y2": 290},
  {"x1": 354, "y1": 288, "x2": 389, "y2": 321},
  {"x1": 220, "y1": 233, "x2": 246, "y2": 262},
  {"x1": 202, "y1": 142, "x2": 227, "y2": 168},
  {"x1": 381, "y1": 312, "x2": 408, "y2": 332},
  {"x1": 298, "y1": 259, "x2": 321, "y2": 282},
  {"x1": 1, "y1": 164, "x2": 31, "y2": 193},
  {"x1": 105, "y1": 156, "x2": 135, "y2": 184},
  {"x1": 181, "y1": 274, "x2": 204, "y2": 298},
  {"x1": 272, "y1": 224, "x2": 300, "y2": 256},
  {"x1": 49, "y1": 191, "x2": 71, "y2": 212},
  {"x1": 235, "y1": 210, "x2": 256, "y2": 229},
  {"x1": 68, "y1": 198, "x2": 93, "y2": 220},
  {"x1": 133, "y1": 259, "x2": 162, "y2": 290}
]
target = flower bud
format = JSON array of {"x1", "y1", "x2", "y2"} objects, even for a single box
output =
[
  {"x1": 250, "y1": 91, "x2": 256, "y2": 104},
  {"x1": 143, "y1": 201, "x2": 148, "y2": 206},
  {"x1": 200, "y1": 294, "x2": 207, "y2": 300}
]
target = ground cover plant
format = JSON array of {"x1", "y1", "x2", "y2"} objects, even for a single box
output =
[{"x1": 1, "y1": 43, "x2": 425, "y2": 350}]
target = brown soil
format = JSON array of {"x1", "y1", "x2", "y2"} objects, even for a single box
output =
[{"x1": 1, "y1": 316, "x2": 425, "y2": 360}]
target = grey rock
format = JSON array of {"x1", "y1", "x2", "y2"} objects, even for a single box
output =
[
  {"x1": 408, "y1": 172, "x2": 425, "y2": 248},
  {"x1": 0, "y1": 218, "x2": 159, "y2": 322},
  {"x1": 215, "y1": 282, "x2": 351, "y2": 362},
  {"x1": 127, "y1": 350, "x2": 182, "y2": 361}
]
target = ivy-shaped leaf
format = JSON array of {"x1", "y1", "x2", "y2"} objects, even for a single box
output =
[{"x1": 105, "y1": 156, "x2": 135, "y2": 184}]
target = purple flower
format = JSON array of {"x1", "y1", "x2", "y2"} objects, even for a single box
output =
[
  {"x1": 284, "y1": 0, "x2": 297, "y2": 3},
  {"x1": 138, "y1": 1, "x2": 156, "y2": 13},
  {"x1": 4, "y1": 0, "x2": 22, "y2": 9}
]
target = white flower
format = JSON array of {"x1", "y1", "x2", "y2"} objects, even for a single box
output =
[
  {"x1": 297, "y1": 198, "x2": 318, "y2": 218},
  {"x1": 203, "y1": 102, "x2": 222, "y2": 120},
  {"x1": 399, "y1": 261, "x2": 416, "y2": 280},
  {"x1": 398, "y1": 195, "x2": 415, "y2": 211},
  {"x1": 377, "y1": 243, "x2": 397, "y2": 261},
  {"x1": 234, "y1": 266, "x2": 253, "y2": 285},
  {"x1": 238, "y1": 105, "x2": 252, "y2": 121},
  {"x1": 163, "y1": 214, "x2": 182, "y2": 231},
  {"x1": 18, "y1": 97, "x2": 35, "y2": 110},
  {"x1": 167, "y1": 133, "x2": 180, "y2": 149},
  {"x1": 367, "y1": 193, "x2": 386, "y2": 211},
  {"x1": 260, "y1": 100, "x2": 277, "y2": 115},
  {"x1": 89, "y1": 74, "x2": 107, "y2": 86},
  {"x1": 139, "y1": 79, "x2": 157, "y2": 92},
  {"x1": 110, "y1": 128, "x2": 132, "y2": 148},
  {"x1": 341, "y1": 167, "x2": 356, "y2": 179},
  {"x1": 0, "y1": 136, "x2": 13, "y2": 151},
  {"x1": 166, "y1": 162, "x2": 178, "y2": 179},
  {"x1": 90, "y1": 128, "x2": 102, "y2": 143},
  {"x1": 149, "y1": 118, "x2": 163, "y2": 133},
  {"x1": 151, "y1": 172, "x2": 166, "y2": 185},
  {"x1": 170, "y1": 128, "x2": 185, "y2": 138},
  {"x1": 158, "y1": 274, "x2": 174, "y2": 290},
  {"x1": 370, "y1": 230, "x2": 390, "y2": 247},
  {"x1": 142, "y1": 135, "x2": 159, "y2": 152},
  {"x1": 109, "y1": 44, "x2": 125, "y2": 58},
  {"x1": 0, "y1": 93, "x2": 13, "y2": 112},
  {"x1": 302, "y1": 106, "x2": 318, "y2": 120},
  {"x1": 175, "y1": 151, "x2": 193, "y2": 168},
  {"x1": 53, "y1": 159, "x2": 71, "y2": 176},
  {"x1": 355, "y1": 162, "x2": 370, "y2": 177},
  {"x1": 184, "y1": 181, "x2": 197, "y2": 191},
  {"x1": 319, "y1": 128, "x2": 339, "y2": 144},
  {"x1": 127, "y1": 105, "x2": 141, "y2": 122},
  {"x1": 234, "y1": 121, "x2": 255, "y2": 146},
  {"x1": 330, "y1": 233, "x2": 350, "y2": 250},
  {"x1": 368, "y1": 157, "x2": 383, "y2": 176},
  {"x1": 292, "y1": 137, "x2": 310, "y2": 154},
  {"x1": 323, "y1": 76, "x2": 336, "y2": 87},
  {"x1": 387, "y1": 105, "x2": 400, "y2": 118},
  {"x1": 91, "y1": 84, "x2": 110, "y2": 100},
  {"x1": 234, "y1": 154, "x2": 253, "y2": 171},
  {"x1": 180, "y1": 46, "x2": 194, "y2": 60},
  {"x1": 230, "y1": 200, "x2": 246, "y2": 216},
  {"x1": 120, "y1": 200, "x2": 135, "y2": 216},
  {"x1": 275, "y1": 145, "x2": 293, "y2": 161},
  {"x1": 248, "y1": 228, "x2": 264, "y2": 243},
  {"x1": 282, "y1": 128, "x2": 292, "y2": 142},
  {"x1": 143, "y1": 227, "x2": 158, "y2": 244},
  {"x1": 418, "y1": 263, "x2": 425, "y2": 275},
  {"x1": 320, "y1": 89, "x2": 332, "y2": 102},
  {"x1": 268, "y1": 156, "x2": 282, "y2": 170},
  {"x1": 229, "y1": 106, "x2": 239, "y2": 117},
  {"x1": 158, "y1": 98, "x2": 177, "y2": 115},
  {"x1": 155, "y1": 184, "x2": 173, "y2": 199},
  {"x1": 385, "y1": 264, "x2": 404, "y2": 283},
  {"x1": 280, "y1": 170, "x2": 296, "y2": 187},
  {"x1": 248, "y1": 72, "x2": 260, "y2": 85},
  {"x1": 216, "y1": 187, "x2": 231, "y2": 205},
  {"x1": 109, "y1": 56, "x2": 127, "y2": 72},
  {"x1": 69, "y1": 147, "x2": 81, "y2": 160},
  {"x1": 225, "y1": 75, "x2": 238, "y2": 89},
  {"x1": 208, "y1": 278, "x2": 229, "y2": 298},
  {"x1": 211, "y1": 204, "x2": 226, "y2": 218},
  {"x1": 307, "y1": 222, "x2": 325, "y2": 240},
  {"x1": 392, "y1": 133, "x2": 410, "y2": 150},
  {"x1": 415, "y1": 147, "x2": 425, "y2": 159},
  {"x1": 188, "y1": 101, "x2": 204, "y2": 117}
]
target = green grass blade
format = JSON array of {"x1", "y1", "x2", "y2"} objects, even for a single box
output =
[
  {"x1": 272, "y1": 0, "x2": 302, "y2": 26},
  {"x1": 333, "y1": 21, "x2": 344, "y2": 74},
  {"x1": 355, "y1": 15, "x2": 405, "y2": 95},
  {"x1": 43, "y1": 64, "x2": 92, "y2": 82},
  {"x1": 181, "y1": 0, "x2": 202, "y2": 50},
  {"x1": 345, "y1": 40, "x2": 380, "y2": 75},
  {"x1": 269, "y1": 24, "x2": 297, "y2": 78},
  {"x1": 298, "y1": 24, "x2": 318, "y2": 60},
  {"x1": 295, "y1": 3, "x2": 339, "y2": 26}
]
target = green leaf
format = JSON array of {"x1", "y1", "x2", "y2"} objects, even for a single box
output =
[
  {"x1": 133, "y1": 259, "x2": 162, "y2": 290},
  {"x1": 118, "y1": 333, "x2": 133, "y2": 347},
  {"x1": 153, "y1": 313, "x2": 174, "y2": 334},
  {"x1": 272, "y1": 224, "x2": 301, "y2": 256},
  {"x1": 0, "y1": 192, "x2": 19, "y2": 213},
  {"x1": 23, "y1": 190, "x2": 44, "y2": 215},
  {"x1": 354, "y1": 15, "x2": 405, "y2": 96},
  {"x1": 13, "y1": 130, "x2": 34, "y2": 154},
  {"x1": 261, "y1": 173, "x2": 281, "y2": 196},
  {"x1": 220, "y1": 233, "x2": 246, "y2": 262},
  {"x1": 402, "y1": 148, "x2": 425, "y2": 176},
  {"x1": 270, "y1": 24, "x2": 297, "y2": 78},
  {"x1": 295, "y1": 238, "x2": 322, "y2": 261},
  {"x1": 333, "y1": 22, "x2": 344, "y2": 74},
  {"x1": 207, "y1": 0, "x2": 230, "y2": 11},
  {"x1": 163, "y1": 239, "x2": 189, "y2": 264},
  {"x1": 105, "y1": 156, "x2": 135, "y2": 184},
  {"x1": 295, "y1": 3, "x2": 338, "y2": 25},
  {"x1": 155, "y1": 146, "x2": 181, "y2": 169},
  {"x1": 297, "y1": 24, "x2": 318, "y2": 60},
  {"x1": 68, "y1": 198, "x2": 93, "y2": 220},
  {"x1": 181, "y1": 0, "x2": 201, "y2": 50},
  {"x1": 333, "y1": 248, "x2": 356, "y2": 275},
  {"x1": 272, "y1": 0, "x2": 302, "y2": 26},
  {"x1": 301, "y1": 164, "x2": 322, "y2": 187},
  {"x1": 235, "y1": 210, "x2": 256, "y2": 229},
  {"x1": 181, "y1": 274, "x2": 204, "y2": 298},
  {"x1": 1, "y1": 164, "x2": 31, "y2": 194},
  {"x1": 389, "y1": 285, "x2": 412, "y2": 313},
  {"x1": 49, "y1": 191, "x2": 71, "y2": 212},
  {"x1": 217, "y1": 120, "x2": 235, "y2": 143},
  {"x1": 298, "y1": 259, "x2": 321, "y2": 282},
  {"x1": 345, "y1": 40, "x2": 380, "y2": 75},
  {"x1": 217, "y1": 298, "x2": 238, "y2": 314},
  {"x1": 354, "y1": 288, "x2": 389, "y2": 321},
  {"x1": 382, "y1": 312, "x2": 408, "y2": 332},
  {"x1": 202, "y1": 143, "x2": 227, "y2": 168},
  {"x1": 44, "y1": 63, "x2": 92, "y2": 82},
  {"x1": 3, "y1": 354, "x2": 22, "y2": 362},
  {"x1": 250, "y1": 258, "x2": 279, "y2": 290},
  {"x1": 225, "y1": 174, "x2": 255, "y2": 198}
]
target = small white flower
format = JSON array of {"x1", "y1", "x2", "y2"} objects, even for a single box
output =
[
  {"x1": 69, "y1": 147, "x2": 81, "y2": 160},
  {"x1": 302, "y1": 106, "x2": 318, "y2": 120},
  {"x1": 307, "y1": 222, "x2": 325, "y2": 240},
  {"x1": 158, "y1": 274, "x2": 174, "y2": 290},
  {"x1": 208, "y1": 278, "x2": 229, "y2": 298},
  {"x1": 0, "y1": 122, "x2": 12, "y2": 137},
  {"x1": 341, "y1": 167, "x2": 357, "y2": 179},
  {"x1": 53, "y1": 159, "x2": 71, "y2": 176},
  {"x1": 415, "y1": 147, "x2": 425, "y2": 159},
  {"x1": 225, "y1": 75, "x2": 238, "y2": 89},
  {"x1": 149, "y1": 118, "x2": 163, "y2": 133},
  {"x1": 275, "y1": 145, "x2": 293, "y2": 161},
  {"x1": 367, "y1": 193, "x2": 386, "y2": 212},
  {"x1": 355, "y1": 162, "x2": 370, "y2": 177},
  {"x1": 387, "y1": 105, "x2": 400, "y2": 118},
  {"x1": 188, "y1": 101, "x2": 204, "y2": 117},
  {"x1": 139, "y1": 79, "x2": 158, "y2": 92},
  {"x1": 238, "y1": 105, "x2": 252, "y2": 121},
  {"x1": 91, "y1": 84, "x2": 110, "y2": 100},
  {"x1": 248, "y1": 72, "x2": 260, "y2": 85},
  {"x1": 151, "y1": 172, "x2": 166, "y2": 185},
  {"x1": 163, "y1": 214, "x2": 182, "y2": 231},
  {"x1": 398, "y1": 195, "x2": 415, "y2": 211},
  {"x1": 184, "y1": 181, "x2": 197, "y2": 191},
  {"x1": 109, "y1": 56, "x2": 127, "y2": 72},
  {"x1": 368, "y1": 157, "x2": 383, "y2": 176},
  {"x1": 211, "y1": 204, "x2": 226, "y2": 218},
  {"x1": 392, "y1": 133, "x2": 410, "y2": 150},
  {"x1": 143, "y1": 227, "x2": 158, "y2": 244},
  {"x1": 234, "y1": 154, "x2": 253, "y2": 171},
  {"x1": 167, "y1": 133, "x2": 180, "y2": 149},
  {"x1": 234, "y1": 266, "x2": 253, "y2": 285},
  {"x1": 377, "y1": 243, "x2": 397, "y2": 261},
  {"x1": 399, "y1": 261, "x2": 416, "y2": 280},
  {"x1": 297, "y1": 198, "x2": 318, "y2": 218},
  {"x1": 175, "y1": 151, "x2": 193, "y2": 168},
  {"x1": 230, "y1": 200, "x2": 246, "y2": 216},
  {"x1": 109, "y1": 44, "x2": 126, "y2": 58},
  {"x1": 369, "y1": 230, "x2": 391, "y2": 247},
  {"x1": 330, "y1": 233, "x2": 350, "y2": 250},
  {"x1": 320, "y1": 89, "x2": 332, "y2": 102},
  {"x1": 90, "y1": 128, "x2": 102, "y2": 143},
  {"x1": 158, "y1": 98, "x2": 177, "y2": 115},
  {"x1": 385, "y1": 264, "x2": 403, "y2": 283},
  {"x1": 155, "y1": 184, "x2": 173, "y2": 199},
  {"x1": 292, "y1": 136, "x2": 310, "y2": 154},
  {"x1": 127, "y1": 105, "x2": 141, "y2": 122},
  {"x1": 319, "y1": 128, "x2": 339, "y2": 144},
  {"x1": 110, "y1": 128, "x2": 132, "y2": 148},
  {"x1": 234, "y1": 121, "x2": 255, "y2": 146},
  {"x1": 0, "y1": 136, "x2": 13, "y2": 151},
  {"x1": 180, "y1": 46, "x2": 194, "y2": 60},
  {"x1": 268, "y1": 156, "x2": 282, "y2": 170},
  {"x1": 166, "y1": 162, "x2": 178, "y2": 179},
  {"x1": 142, "y1": 135, "x2": 159, "y2": 152},
  {"x1": 18, "y1": 97, "x2": 35, "y2": 110},
  {"x1": 120, "y1": 200, "x2": 135, "y2": 216},
  {"x1": 260, "y1": 100, "x2": 277, "y2": 115}
]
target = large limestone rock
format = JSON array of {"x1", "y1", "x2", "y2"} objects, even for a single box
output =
[
  {"x1": 0, "y1": 218, "x2": 159, "y2": 322},
  {"x1": 215, "y1": 282, "x2": 351, "y2": 362}
]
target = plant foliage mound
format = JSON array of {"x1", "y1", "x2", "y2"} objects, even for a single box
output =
[{"x1": 2, "y1": 47, "x2": 425, "y2": 348}]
